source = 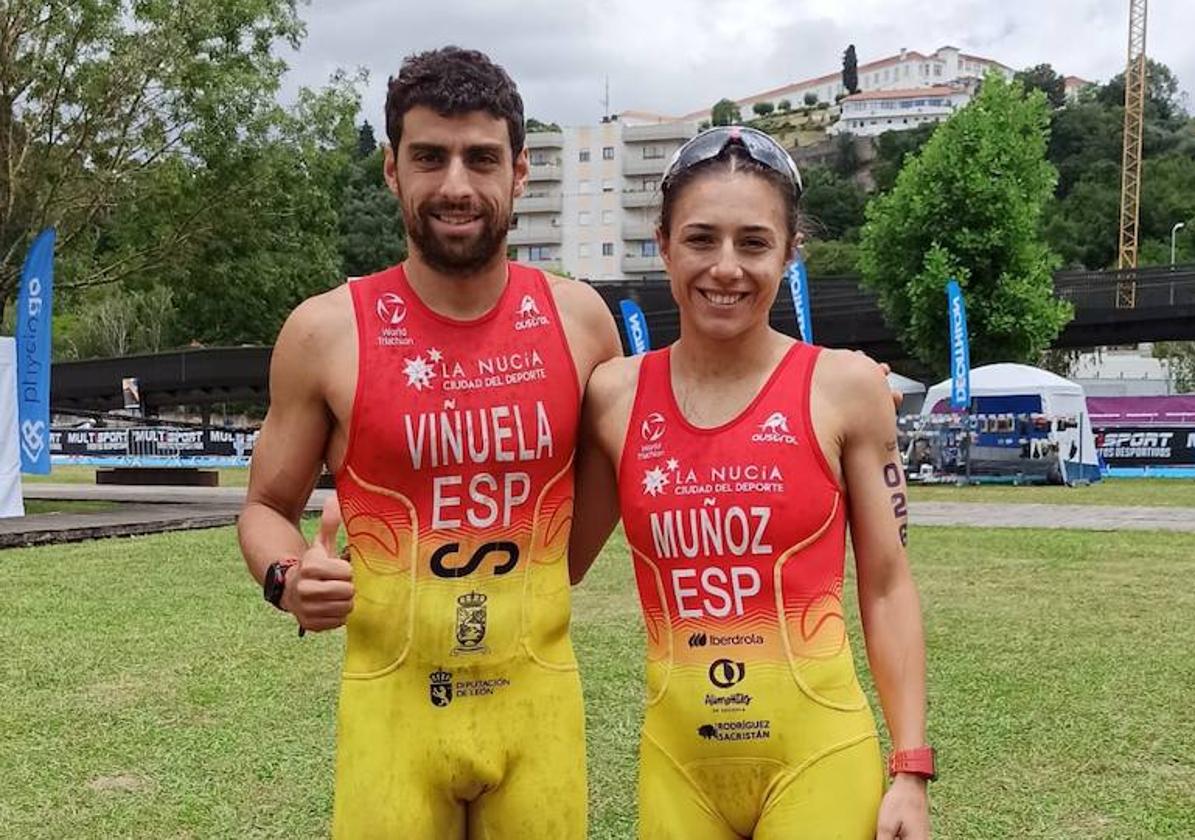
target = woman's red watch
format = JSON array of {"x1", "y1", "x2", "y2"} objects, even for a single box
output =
[{"x1": 888, "y1": 746, "x2": 936, "y2": 780}]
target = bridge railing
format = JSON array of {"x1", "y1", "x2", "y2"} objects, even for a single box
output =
[{"x1": 1054, "y1": 264, "x2": 1195, "y2": 309}]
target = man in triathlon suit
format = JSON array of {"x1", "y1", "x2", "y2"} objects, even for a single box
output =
[
  {"x1": 569, "y1": 128, "x2": 932, "y2": 838},
  {"x1": 238, "y1": 47, "x2": 620, "y2": 838}
]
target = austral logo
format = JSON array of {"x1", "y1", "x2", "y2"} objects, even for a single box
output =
[
  {"x1": 429, "y1": 669, "x2": 453, "y2": 707},
  {"x1": 376, "y1": 292, "x2": 407, "y2": 325},
  {"x1": 641, "y1": 412, "x2": 666, "y2": 443},
  {"x1": 514, "y1": 294, "x2": 549, "y2": 330},
  {"x1": 751, "y1": 412, "x2": 797, "y2": 445},
  {"x1": 708, "y1": 658, "x2": 746, "y2": 689}
]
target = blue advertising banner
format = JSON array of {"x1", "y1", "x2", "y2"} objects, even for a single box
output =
[
  {"x1": 618, "y1": 298, "x2": 651, "y2": 355},
  {"x1": 946, "y1": 278, "x2": 971, "y2": 411},
  {"x1": 785, "y1": 256, "x2": 813, "y2": 343},
  {"x1": 16, "y1": 228, "x2": 56, "y2": 473}
]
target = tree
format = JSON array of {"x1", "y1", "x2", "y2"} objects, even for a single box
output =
[
  {"x1": 711, "y1": 98, "x2": 742, "y2": 126},
  {"x1": 0, "y1": 0, "x2": 307, "y2": 317},
  {"x1": 55, "y1": 286, "x2": 176, "y2": 360},
  {"x1": 843, "y1": 45, "x2": 859, "y2": 94},
  {"x1": 357, "y1": 121, "x2": 378, "y2": 158},
  {"x1": 74, "y1": 74, "x2": 363, "y2": 348},
  {"x1": 804, "y1": 92, "x2": 819, "y2": 107},
  {"x1": 1046, "y1": 100, "x2": 1123, "y2": 198},
  {"x1": 1097, "y1": 59, "x2": 1185, "y2": 122},
  {"x1": 859, "y1": 74, "x2": 1071, "y2": 374},
  {"x1": 753, "y1": 101, "x2": 775, "y2": 117},
  {"x1": 1014, "y1": 64, "x2": 1067, "y2": 109},
  {"x1": 871, "y1": 123, "x2": 938, "y2": 192},
  {"x1": 340, "y1": 147, "x2": 408, "y2": 277},
  {"x1": 800, "y1": 166, "x2": 867, "y2": 239},
  {"x1": 778, "y1": 99, "x2": 792, "y2": 112},
  {"x1": 698, "y1": 120, "x2": 711, "y2": 131},
  {"x1": 1043, "y1": 164, "x2": 1121, "y2": 269},
  {"x1": 167, "y1": 82, "x2": 361, "y2": 345},
  {"x1": 526, "y1": 117, "x2": 562, "y2": 133},
  {"x1": 1153, "y1": 343, "x2": 1195, "y2": 393},
  {"x1": 1043, "y1": 60, "x2": 1194, "y2": 268},
  {"x1": 803, "y1": 240, "x2": 860, "y2": 275},
  {"x1": 831, "y1": 134, "x2": 860, "y2": 179}
]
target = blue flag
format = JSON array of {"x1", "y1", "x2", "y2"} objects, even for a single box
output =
[
  {"x1": 16, "y1": 229, "x2": 56, "y2": 474},
  {"x1": 785, "y1": 257, "x2": 813, "y2": 343},
  {"x1": 618, "y1": 298, "x2": 651, "y2": 355},
  {"x1": 946, "y1": 278, "x2": 971, "y2": 410}
]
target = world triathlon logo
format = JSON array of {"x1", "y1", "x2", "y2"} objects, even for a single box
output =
[
  {"x1": 641, "y1": 412, "x2": 666, "y2": 443},
  {"x1": 751, "y1": 412, "x2": 797, "y2": 445},
  {"x1": 376, "y1": 292, "x2": 407, "y2": 325},
  {"x1": 514, "y1": 294, "x2": 549, "y2": 330}
]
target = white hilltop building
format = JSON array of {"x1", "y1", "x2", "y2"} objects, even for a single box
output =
[{"x1": 621, "y1": 45, "x2": 1014, "y2": 126}]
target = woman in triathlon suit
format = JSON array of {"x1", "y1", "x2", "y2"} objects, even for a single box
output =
[{"x1": 570, "y1": 127, "x2": 932, "y2": 839}]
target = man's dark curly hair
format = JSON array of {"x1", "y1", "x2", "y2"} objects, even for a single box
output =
[{"x1": 385, "y1": 46, "x2": 526, "y2": 158}]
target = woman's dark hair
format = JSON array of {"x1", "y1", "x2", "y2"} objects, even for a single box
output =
[
  {"x1": 659, "y1": 145, "x2": 801, "y2": 247},
  {"x1": 385, "y1": 46, "x2": 525, "y2": 157}
]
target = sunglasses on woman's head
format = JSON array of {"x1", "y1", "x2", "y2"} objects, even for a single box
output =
[{"x1": 662, "y1": 126, "x2": 803, "y2": 198}]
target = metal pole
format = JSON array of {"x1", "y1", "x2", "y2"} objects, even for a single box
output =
[{"x1": 1172, "y1": 221, "x2": 1186, "y2": 266}]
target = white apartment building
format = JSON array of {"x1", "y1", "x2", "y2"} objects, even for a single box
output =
[
  {"x1": 828, "y1": 84, "x2": 973, "y2": 137},
  {"x1": 510, "y1": 121, "x2": 697, "y2": 280}
]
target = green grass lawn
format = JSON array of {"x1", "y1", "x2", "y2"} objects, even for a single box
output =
[
  {"x1": 910, "y1": 478, "x2": 1195, "y2": 508},
  {"x1": 20, "y1": 499, "x2": 123, "y2": 516},
  {"x1": 22, "y1": 465, "x2": 252, "y2": 487},
  {"x1": 1, "y1": 525, "x2": 1192, "y2": 839},
  {"x1": 26, "y1": 467, "x2": 1195, "y2": 509}
]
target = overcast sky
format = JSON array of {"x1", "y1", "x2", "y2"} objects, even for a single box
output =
[{"x1": 280, "y1": 0, "x2": 1193, "y2": 127}]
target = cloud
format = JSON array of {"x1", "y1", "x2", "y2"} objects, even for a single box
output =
[{"x1": 280, "y1": 0, "x2": 1194, "y2": 125}]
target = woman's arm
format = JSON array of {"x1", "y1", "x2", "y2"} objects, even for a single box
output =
[{"x1": 837, "y1": 355, "x2": 930, "y2": 839}]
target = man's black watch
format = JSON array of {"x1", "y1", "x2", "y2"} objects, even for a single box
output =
[{"x1": 263, "y1": 558, "x2": 297, "y2": 610}]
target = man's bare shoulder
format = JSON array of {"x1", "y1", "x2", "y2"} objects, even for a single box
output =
[
  {"x1": 270, "y1": 283, "x2": 355, "y2": 401},
  {"x1": 545, "y1": 273, "x2": 609, "y2": 322},
  {"x1": 277, "y1": 283, "x2": 354, "y2": 350}
]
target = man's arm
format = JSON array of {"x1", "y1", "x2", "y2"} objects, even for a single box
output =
[
  {"x1": 835, "y1": 354, "x2": 929, "y2": 839},
  {"x1": 238, "y1": 298, "x2": 332, "y2": 583},
  {"x1": 568, "y1": 358, "x2": 634, "y2": 584},
  {"x1": 237, "y1": 296, "x2": 354, "y2": 632},
  {"x1": 548, "y1": 277, "x2": 624, "y2": 584}
]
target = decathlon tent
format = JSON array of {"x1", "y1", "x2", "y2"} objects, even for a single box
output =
[{"x1": 923, "y1": 363, "x2": 1101, "y2": 483}]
